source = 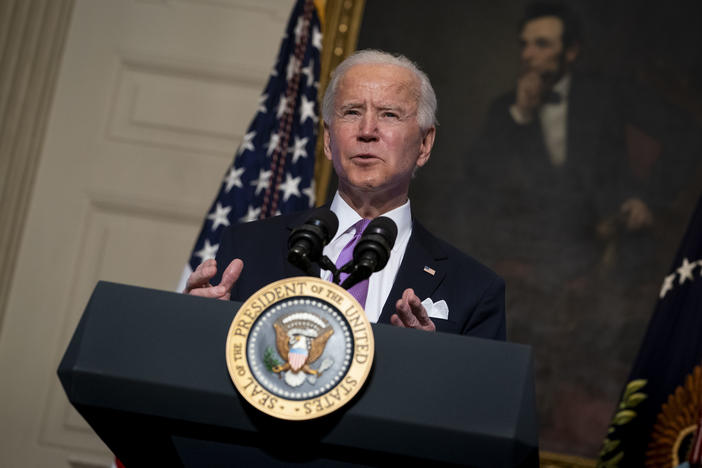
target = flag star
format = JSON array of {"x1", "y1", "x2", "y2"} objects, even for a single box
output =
[
  {"x1": 677, "y1": 257, "x2": 696, "y2": 284},
  {"x1": 294, "y1": 17, "x2": 305, "y2": 44},
  {"x1": 251, "y1": 169, "x2": 272, "y2": 195},
  {"x1": 257, "y1": 94, "x2": 268, "y2": 114},
  {"x1": 195, "y1": 239, "x2": 219, "y2": 262},
  {"x1": 277, "y1": 95, "x2": 288, "y2": 118},
  {"x1": 312, "y1": 26, "x2": 322, "y2": 50},
  {"x1": 240, "y1": 205, "x2": 261, "y2": 223},
  {"x1": 223, "y1": 166, "x2": 244, "y2": 192},
  {"x1": 289, "y1": 136, "x2": 309, "y2": 164},
  {"x1": 302, "y1": 181, "x2": 316, "y2": 207},
  {"x1": 659, "y1": 273, "x2": 676, "y2": 298},
  {"x1": 286, "y1": 56, "x2": 300, "y2": 81},
  {"x1": 301, "y1": 61, "x2": 315, "y2": 86},
  {"x1": 207, "y1": 202, "x2": 232, "y2": 231},
  {"x1": 278, "y1": 173, "x2": 301, "y2": 201},
  {"x1": 266, "y1": 132, "x2": 280, "y2": 156},
  {"x1": 300, "y1": 95, "x2": 317, "y2": 124},
  {"x1": 237, "y1": 131, "x2": 256, "y2": 155}
]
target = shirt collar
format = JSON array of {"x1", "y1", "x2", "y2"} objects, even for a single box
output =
[
  {"x1": 329, "y1": 191, "x2": 412, "y2": 247},
  {"x1": 552, "y1": 73, "x2": 571, "y2": 100}
]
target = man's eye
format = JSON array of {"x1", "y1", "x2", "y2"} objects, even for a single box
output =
[
  {"x1": 343, "y1": 109, "x2": 360, "y2": 116},
  {"x1": 382, "y1": 112, "x2": 398, "y2": 119}
]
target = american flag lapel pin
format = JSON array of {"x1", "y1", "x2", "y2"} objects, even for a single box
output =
[{"x1": 423, "y1": 266, "x2": 436, "y2": 276}]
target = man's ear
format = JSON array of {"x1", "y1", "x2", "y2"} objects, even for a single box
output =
[
  {"x1": 323, "y1": 122, "x2": 332, "y2": 161},
  {"x1": 565, "y1": 43, "x2": 579, "y2": 65},
  {"x1": 416, "y1": 126, "x2": 436, "y2": 168}
]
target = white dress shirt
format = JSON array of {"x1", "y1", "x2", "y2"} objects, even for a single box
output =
[{"x1": 321, "y1": 192, "x2": 413, "y2": 323}]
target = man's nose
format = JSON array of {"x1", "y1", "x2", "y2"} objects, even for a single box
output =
[
  {"x1": 357, "y1": 113, "x2": 379, "y2": 142},
  {"x1": 521, "y1": 43, "x2": 535, "y2": 63}
]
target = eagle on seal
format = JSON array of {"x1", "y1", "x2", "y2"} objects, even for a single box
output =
[{"x1": 272, "y1": 312, "x2": 334, "y2": 381}]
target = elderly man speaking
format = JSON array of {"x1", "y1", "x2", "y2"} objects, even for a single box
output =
[{"x1": 184, "y1": 49, "x2": 505, "y2": 340}]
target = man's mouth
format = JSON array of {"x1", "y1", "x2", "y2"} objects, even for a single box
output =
[{"x1": 353, "y1": 153, "x2": 378, "y2": 160}]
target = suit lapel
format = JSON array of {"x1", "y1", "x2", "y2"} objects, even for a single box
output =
[{"x1": 377, "y1": 220, "x2": 447, "y2": 323}]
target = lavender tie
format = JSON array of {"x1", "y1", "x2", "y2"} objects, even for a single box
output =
[{"x1": 335, "y1": 218, "x2": 371, "y2": 308}]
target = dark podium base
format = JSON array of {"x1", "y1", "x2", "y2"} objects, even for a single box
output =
[{"x1": 59, "y1": 282, "x2": 538, "y2": 467}]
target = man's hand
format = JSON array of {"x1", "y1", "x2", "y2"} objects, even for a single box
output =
[
  {"x1": 514, "y1": 71, "x2": 544, "y2": 120},
  {"x1": 390, "y1": 288, "x2": 436, "y2": 332},
  {"x1": 620, "y1": 197, "x2": 653, "y2": 231},
  {"x1": 184, "y1": 258, "x2": 243, "y2": 300}
]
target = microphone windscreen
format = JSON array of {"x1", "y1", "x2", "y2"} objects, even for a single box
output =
[
  {"x1": 364, "y1": 216, "x2": 398, "y2": 249},
  {"x1": 306, "y1": 208, "x2": 339, "y2": 243}
]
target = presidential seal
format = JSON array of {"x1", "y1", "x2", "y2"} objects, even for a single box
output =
[{"x1": 225, "y1": 277, "x2": 374, "y2": 420}]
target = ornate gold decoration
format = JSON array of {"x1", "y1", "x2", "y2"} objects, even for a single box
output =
[
  {"x1": 225, "y1": 276, "x2": 374, "y2": 420},
  {"x1": 313, "y1": 0, "x2": 366, "y2": 204},
  {"x1": 645, "y1": 364, "x2": 702, "y2": 467},
  {"x1": 598, "y1": 379, "x2": 648, "y2": 467}
]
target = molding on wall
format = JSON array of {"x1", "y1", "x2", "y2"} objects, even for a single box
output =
[
  {"x1": 104, "y1": 53, "x2": 268, "y2": 156},
  {"x1": 0, "y1": 0, "x2": 75, "y2": 334}
]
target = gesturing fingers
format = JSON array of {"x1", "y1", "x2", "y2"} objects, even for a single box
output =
[
  {"x1": 217, "y1": 259, "x2": 244, "y2": 301},
  {"x1": 391, "y1": 288, "x2": 436, "y2": 332},
  {"x1": 391, "y1": 301, "x2": 409, "y2": 328},
  {"x1": 187, "y1": 283, "x2": 231, "y2": 299},
  {"x1": 184, "y1": 258, "x2": 244, "y2": 300},
  {"x1": 394, "y1": 289, "x2": 419, "y2": 328},
  {"x1": 184, "y1": 259, "x2": 217, "y2": 293}
]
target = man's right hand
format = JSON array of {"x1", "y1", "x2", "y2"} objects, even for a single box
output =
[
  {"x1": 184, "y1": 258, "x2": 243, "y2": 300},
  {"x1": 513, "y1": 71, "x2": 544, "y2": 121}
]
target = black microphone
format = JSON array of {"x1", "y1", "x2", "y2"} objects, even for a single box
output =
[
  {"x1": 340, "y1": 216, "x2": 397, "y2": 289},
  {"x1": 287, "y1": 208, "x2": 339, "y2": 275}
]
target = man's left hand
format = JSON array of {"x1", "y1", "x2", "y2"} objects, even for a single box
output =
[
  {"x1": 390, "y1": 288, "x2": 436, "y2": 332},
  {"x1": 620, "y1": 197, "x2": 653, "y2": 231}
]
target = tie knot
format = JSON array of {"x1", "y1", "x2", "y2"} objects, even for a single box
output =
[{"x1": 356, "y1": 218, "x2": 371, "y2": 235}]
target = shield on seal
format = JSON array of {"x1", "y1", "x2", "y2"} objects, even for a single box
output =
[{"x1": 288, "y1": 346, "x2": 308, "y2": 372}]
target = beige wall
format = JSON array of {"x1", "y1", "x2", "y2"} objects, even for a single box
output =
[{"x1": 0, "y1": 1, "x2": 293, "y2": 466}]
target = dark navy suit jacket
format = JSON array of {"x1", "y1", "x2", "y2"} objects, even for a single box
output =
[{"x1": 212, "y1": 209, "x2": 506, "y2": 340}]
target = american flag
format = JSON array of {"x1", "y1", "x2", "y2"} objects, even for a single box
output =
[
  {"x1": 597, "y1": 192, "x2": 702, "y2": 467},
  {"x1": 177, "y1": 0, "x2": 322, "y2": 289}
]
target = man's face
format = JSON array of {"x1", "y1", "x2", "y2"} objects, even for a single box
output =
[
  {"x1": 323, "y1": 63, "x2": 434, "y2": 203},
  {"x1": 519, "y1": 16, "x2": 577, "y2": 81}
]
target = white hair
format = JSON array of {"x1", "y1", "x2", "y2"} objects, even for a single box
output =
[{"x1": 321, "y1": 49, "x2": 438, "y2": 131}]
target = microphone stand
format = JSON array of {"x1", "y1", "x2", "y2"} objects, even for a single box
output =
[
  {"x1": 318, "y1": 256, "x2": 341, "y2": 285},
  {"x1": 316, "y1": 256, "x2": 360, "y2": 289}
]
